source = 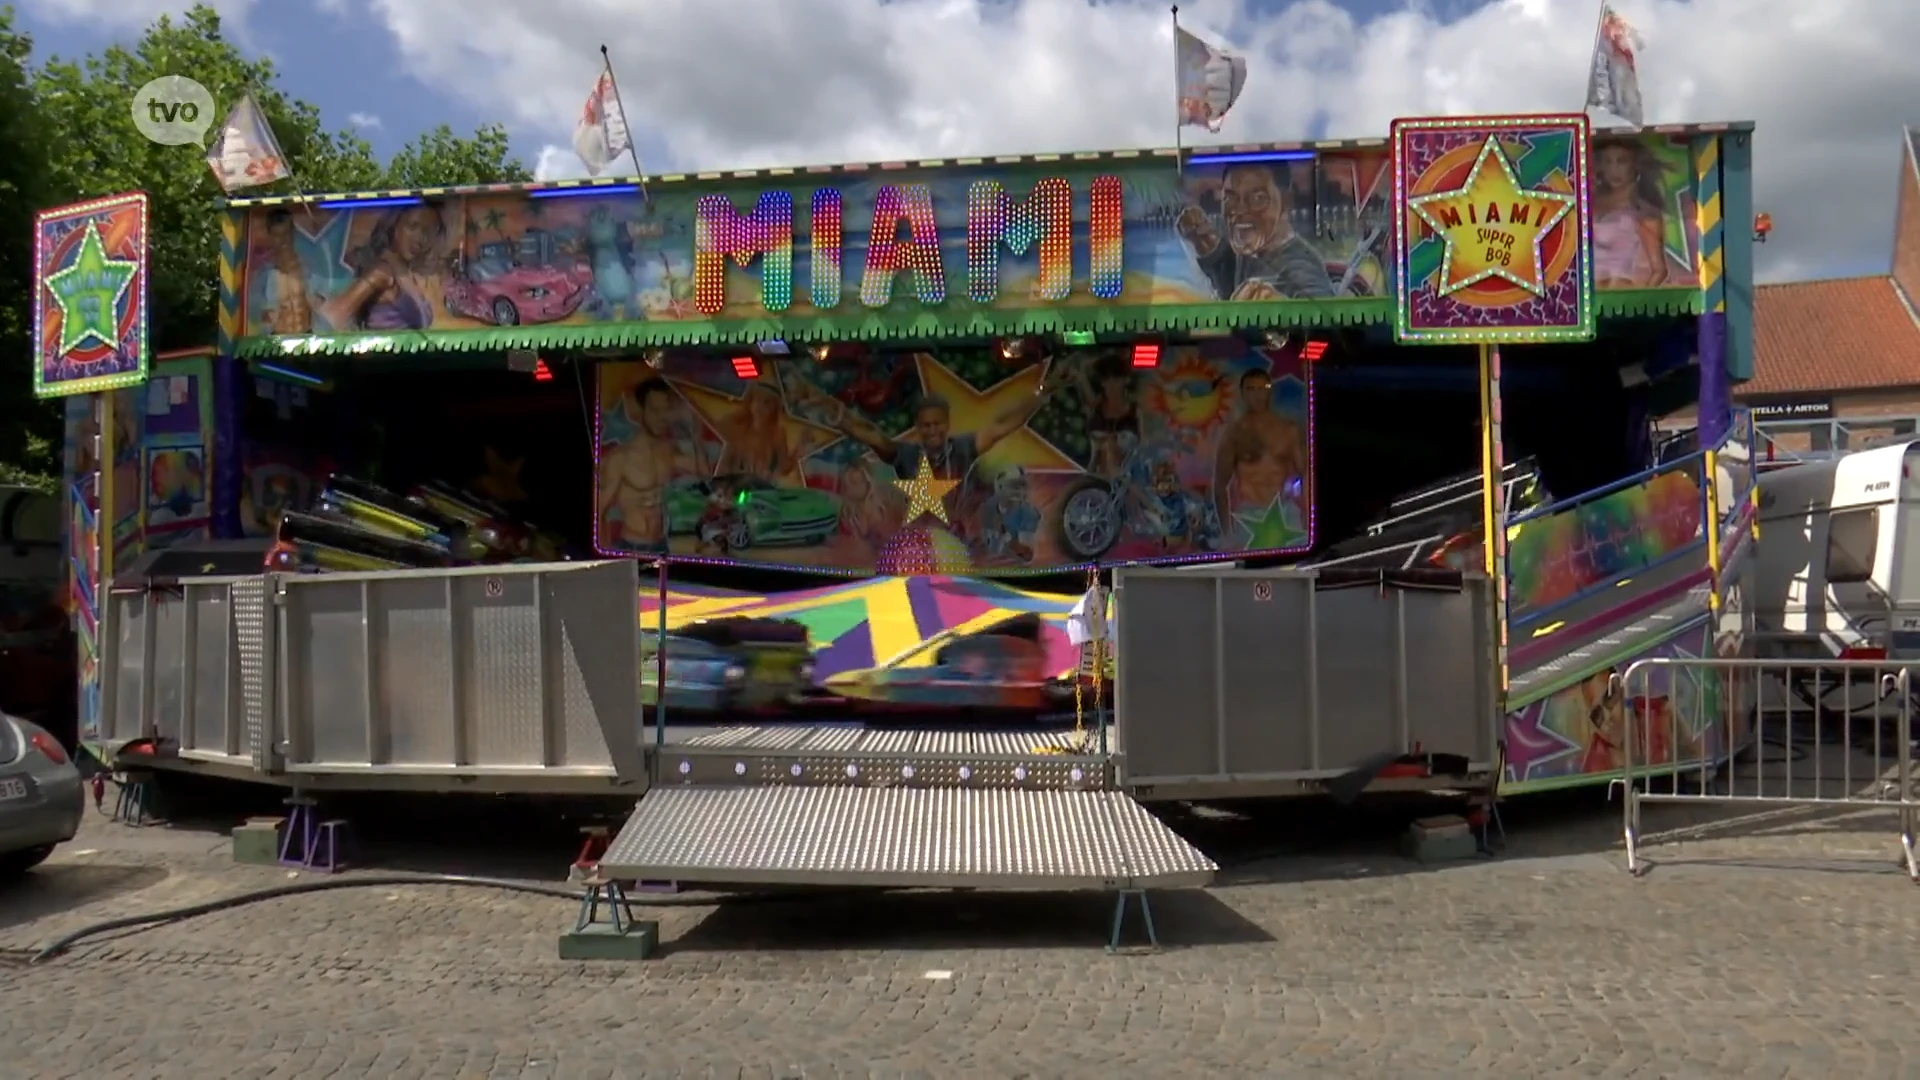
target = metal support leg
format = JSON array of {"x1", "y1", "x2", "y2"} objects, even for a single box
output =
[
  {"x1": 1106, "y1": 889, "x2": 1159, "y2": 953},
  {"x1": 575, "y1": 875, "x2": 638, "y2": 935}
]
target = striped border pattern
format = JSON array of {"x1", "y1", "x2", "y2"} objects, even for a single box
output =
[
  {"x1": 1693, "y1": 137, "x2": 1726, "y2": 315},
  {"x1": 217, "y1": 209, "x2": 243, "y2": 357},
  {"x1": 217, "y1": 121, "x2": 1755, "y2": 208}
]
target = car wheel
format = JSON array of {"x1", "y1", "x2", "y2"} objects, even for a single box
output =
[
  {"x1": 725, "y1": 521, "x2": 753, "y2": 550},
  {"x1": 490, "y1": 297, "x2": 520, "y2": 326},
  {"x1": 0, "y1": 844, "x2": 54, "y2": 877}
]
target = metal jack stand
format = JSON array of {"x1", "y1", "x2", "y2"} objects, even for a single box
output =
[
  {"x1": 557, "y1": 870, "x2": 658, "y2": 961},
  {"x1": 1107, "y1": 889, "x2": 1159, "y2": 953}
]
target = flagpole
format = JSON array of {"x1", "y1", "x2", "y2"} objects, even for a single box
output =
[
  {"x1": 599, "y1": 44, "x2": 651, "y2": 203},
  {"x1": 1171, "y1": 5, "x2": 1183, "y2": 176}
]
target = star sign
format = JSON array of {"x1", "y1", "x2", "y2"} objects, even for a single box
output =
[
  {"x1": 894, "y1": 457, "x2": 958, "y2": 524},
  {"x1": 45, "y1": 221, "x2": 137, "y2": 356},
  {"x1": 1407, "y1": 135, "x2": 1576, "y2": 297}
]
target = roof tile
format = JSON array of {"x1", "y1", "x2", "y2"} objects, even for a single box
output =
[{"x1": 1748, "y1": 276, "x2": 1920, "y2": 396}]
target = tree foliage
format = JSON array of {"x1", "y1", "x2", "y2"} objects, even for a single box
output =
[{"x1": 0, "y1": 3, "x2": 530, "y2": 483}]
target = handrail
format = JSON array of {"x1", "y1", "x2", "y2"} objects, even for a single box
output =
[
  {"x1": 1509, "y1": 420, "x2": 1740, "y2": 529},
  {"x1": 1508, "y1": 537, "x2": 1706, "y2": 629}
]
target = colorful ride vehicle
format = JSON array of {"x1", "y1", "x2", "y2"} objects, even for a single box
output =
[
  {"x1": 664, "y1": 475, "x2": 839, "y2": 550},
  {"x1": 824, "y1": 613, "x2": 1082, "y2": 714},
  {"x1": 640, "y1": 617, "x2": 816, "y2": 716},
  {"x1": 443, "y1": 254, "x2": 585, "y2": 327}
]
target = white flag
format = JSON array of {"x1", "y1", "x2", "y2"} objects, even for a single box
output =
[
  {"x1": 204, "y1": 91, "x2": 291, "y2": 193},
  {"x1": 573, "y1": 66, "x2": 634, "y2": 176},
  {"x1": 1176, "y1": 26, "x2": 1247, "y2": 133},
  {"x1": 1585, "y1": 5, "x2": 1646, "y2": 127}
]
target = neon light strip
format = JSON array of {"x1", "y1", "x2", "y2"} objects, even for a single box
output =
[
  {"x1": 529, "y1": 184, "x2": 642, "y2": 200},
  {"x1": 252, "y1": 361, "x2": 326, "y2": 387},
  {"x1": 1186, "y1": 151, "x2": 1316, "y2": 166},
  {"x1": 315, "y1": 196, "x2": 422, "y2": 211}
]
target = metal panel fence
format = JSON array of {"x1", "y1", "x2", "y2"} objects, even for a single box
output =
[
  {"x1": 99, "y1": 561, "x2": 646, "y2": 787},
  {"x1": 1621, "y1": 657, "x2": 1918, "y2": 879},
  {"x1": 101, "y1": 576, "x2": 256, "y2": 764},
  {"x1": 275, "y1": 561, "x2": 643, "y2": 781},
  {"x1": 1113, "y1": 567, "x2": 1499, "y2": 789}
]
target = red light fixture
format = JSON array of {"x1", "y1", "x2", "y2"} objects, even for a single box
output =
[
  {"x1": 1131, "y1": 343, "x2": 1161, "y2": 369},
  {"x1": 731, "y1": 356, "x2": 760, "y2": 380},
  {"x1": 532, "y1": 359, "x2": 554, "y2": 382},
  {"x1": 1300, "y1": 340, "x2": 1327, "y2": 362}
]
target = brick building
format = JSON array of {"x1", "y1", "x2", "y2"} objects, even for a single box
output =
[{"x1": 1668, "y1": 127, "x2": 1920, "y2": 457}]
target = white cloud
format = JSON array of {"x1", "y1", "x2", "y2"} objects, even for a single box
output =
[
  {"x1": 347, "y1": 111, "x2": 382, "y2": 130},
  {"x1": 18, "y1": 0, "x2": 257, "y2": 29},
  {"x1": 534, "y1": 143, "x2": 591, "y2": 181}
]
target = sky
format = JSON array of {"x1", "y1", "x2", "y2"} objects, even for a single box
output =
[{"x1": 13, "y1": 0, "x2": 1919, "y2": 285}]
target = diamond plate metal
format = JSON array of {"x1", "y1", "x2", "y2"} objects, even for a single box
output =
[
  {"x1": 599, "y1": 786, "x2": 1216, "y2": 890},
  {"x1": 231, "y1": 576, "x2": 272, "y2": 770}
]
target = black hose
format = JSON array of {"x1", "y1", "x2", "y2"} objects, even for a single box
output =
[{"x1": 28, "y1": 872, "x2": 852, "y2": 964}]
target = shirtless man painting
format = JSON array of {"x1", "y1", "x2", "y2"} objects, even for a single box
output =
[
  {"x1": 598, "y1": 380, "x2": 691, "y2": 551},
  {"x1": 1212, "y1": 368, "x2": 1306, "y2": 527}
]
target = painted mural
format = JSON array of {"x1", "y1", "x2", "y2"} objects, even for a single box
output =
[
  {"x1": 1591, "y1": 132, "x2": 1701, "y2": 290},
  {"x1": 33, "y1": 193, "x2": 150, "y2": 397},
  {"x1": 1503, "y1": 618, "x2": 1747, "y2": 792},
  {"x1": 138, "y1": 358, "x2": 215, "y2": 548},
  {"x1": 1506, "y1": 461, "x2": 1703, "y2": 620},
  {"x1": 595, "y1": 341, "x2": 1312, "y2": 574},
  {"x1": 1391, "y1": 114, "x2": 1593, "y2": 343}
]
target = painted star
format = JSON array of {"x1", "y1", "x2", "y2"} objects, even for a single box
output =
[
  {"x1": 45, "y1": 221, "x2": 137, "y2": 355},
  {"x1": 1505, "y1": 697, "x2": 1585, "y2": 782},
  {"x1": 475, "y1": 447, "x2": 528, "y2": 503},
  {"x1": 894, "y1": 457, "x2": 958, "y2": 524},
  {"x1": 1407, "y1": 135, "x2": 1576, "y2": 297},
  {"x1": 912, "y1": 354, "x2": 1078, "y2": 474},
  {"x1": 672, "y1": 367, "x2": 841, "y2": 479},
  {"x1": 1234, "y1": 499, "x2": 1305, "y2": 551}
]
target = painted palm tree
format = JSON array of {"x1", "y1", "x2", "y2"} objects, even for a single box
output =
[{"x1": 478, "y1": 208, "x2": 508, "y2": 243}]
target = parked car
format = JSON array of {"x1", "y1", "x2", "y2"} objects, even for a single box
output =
[
  {"x1": 0, "y1": 711, "x2": 84, "y2": 875},
  {"x1": 665, "y1": 475, "x2": 839, "y2": 550},
  {"x1": 639, "y1": 617, "x2": 816, "y2": 717}
]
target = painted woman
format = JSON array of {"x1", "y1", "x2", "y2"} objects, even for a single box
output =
[
  {"x1": 320, "y1": 205, "x2": 447, "y2": 332},
  {"x1": 1591, "y1": 140, "x2": 1671, "y2": 289}
]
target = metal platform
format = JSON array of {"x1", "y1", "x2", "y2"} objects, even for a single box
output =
[
  {"x1": 598, "y1": 784, "x2": 1217, "y2": 890},
  {"x1": 644, "y1": 723, "x2": 1115, "y2": 790}
]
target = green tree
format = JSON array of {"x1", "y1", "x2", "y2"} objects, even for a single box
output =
[
  {"x1": 0, "y1": 3, "x2": 528, "y2": 484},
  {"x1": 0, "y1": 7, "x2": 53, "y2": 484}
]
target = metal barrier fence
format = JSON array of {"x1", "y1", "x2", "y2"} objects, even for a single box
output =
[{"x1": 1620, "y1": 657, "x2": 1918, "y2": 880}]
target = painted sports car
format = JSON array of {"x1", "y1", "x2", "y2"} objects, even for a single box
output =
[
  {"x1": 824, "y1": 612, "x2": 1086, "y2": 715},
  {"x1": 639, "y1": 617, "x2": 815, "y2": 716},
  {"x1": 443, "y1": 257, "x2": 585, "y2": 327},
  {"x1": 665, "y1": 475, "x2": 839, "y2": 550}
]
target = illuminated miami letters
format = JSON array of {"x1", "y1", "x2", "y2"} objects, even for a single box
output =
[
  {"x1": 694, "y1": 191, "x2": 794, "y2": 315},
  {"x1": 694, "y1": 175, "x2": 1125, "y2": 314},
  {"x1": 966, "y1": 177, "x2": 1072, "y2": 303}
]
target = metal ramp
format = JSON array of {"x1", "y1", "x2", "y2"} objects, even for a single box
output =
[
  {"x1": 602, "y1": 723, "x2": 1216, "y2": 941},
  {"x1": 1510, "y1": 583, "x2": 1714, "y2": 702},
  {"x1": 600, "y1": 785, "x2": 1215, "y2": 890}
]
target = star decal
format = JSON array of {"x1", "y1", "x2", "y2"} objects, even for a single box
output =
[
  {"x1": 1407, "y1": 135, "x2": 1576, "y2": 297},
  {"x1": 911, "y1": 354, "x2": 1078, "y2": 474},
  {"x1": 475, "y1": 447, "x2": 527, "y2": 503},
  {"x1": 894, "y1": 457, "x2": 958, "y2": 524},
  {"x1": 1504, "y1": 698, "x2": 1584, "y2": 780},
  {"x1": 45, "y1": 221, "x2": 137, "y2": 355},
  {"x1": 1234, "y1": 499, "x2": 1305, "y2": 550},
  {"x1": 672, "y1": 367, "x2": 841, "y2": 480}
]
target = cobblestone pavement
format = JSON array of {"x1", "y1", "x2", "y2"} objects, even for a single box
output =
[{"x1": 3, "y1": 795, "x2": 1918, "y2": 1079}]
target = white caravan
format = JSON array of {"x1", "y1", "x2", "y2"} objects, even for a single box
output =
[{"x1": 1753, "y1": 440, "x2": 1920, "y2": 659}]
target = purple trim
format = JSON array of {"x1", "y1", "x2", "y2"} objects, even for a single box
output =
[
  {"x1": 210, "y1": 355, "x2": 245, "y2": 539},
  {"x1": 1510, "y1": 568, "x2": 1712, "y2": 670},
  {"x1": 1717, "y1": 504, "x2": 1756, "y2": 571},
  {"x1": 1697, "y1": 312, "x2": 1731, "y2": 448},
  {"x1": 903, "y1": 575, "x2": 943, "y2": 637}
]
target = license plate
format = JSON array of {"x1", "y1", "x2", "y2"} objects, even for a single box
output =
[{"x1": 0, "y1": 777, "x2": 27, "y2": 801}]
